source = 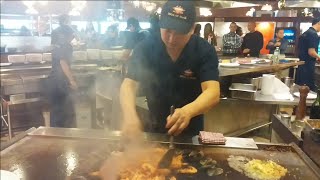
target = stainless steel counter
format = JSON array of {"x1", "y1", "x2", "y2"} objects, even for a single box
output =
[{"x1": 1, "y1": 61, "x2": 304, "y2": 77}]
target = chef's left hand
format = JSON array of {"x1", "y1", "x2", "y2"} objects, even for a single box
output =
[{"x1": 166, "y1": 108, "x2": 192, "y2": 136}]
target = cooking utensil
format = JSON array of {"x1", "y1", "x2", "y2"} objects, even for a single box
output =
[{"x1": 158, "y1": 105, "x2": 175, "y2": 169}]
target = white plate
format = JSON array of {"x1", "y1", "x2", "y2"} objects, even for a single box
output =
[
  {"x1": 219, "y1": 63, "x2": 240, "y2": 67},
  {"x1": 0, "y1": 170, "x2": 19, "y2": 180},
  {"x1": 293, "y1": 92, "x2": 317, "y2": 100},
  {"x1": 0, "y1": 63, "x2": 12, "y2": 66},
  {"x1": 239, "y1": 62, "x2": 256, "y2": 65},
  {"x1": 252, "y1": 59, "x2": 271, "y2": 64}
]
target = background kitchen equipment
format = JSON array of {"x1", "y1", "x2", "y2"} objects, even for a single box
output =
[
  {"x1": 229, "y1": 83, "x2": 257, "y2": 100},
  {"x1": 7, "y1": 55, "x2": 26, "y2": 64}
]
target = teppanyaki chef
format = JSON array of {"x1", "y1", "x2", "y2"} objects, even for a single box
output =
[{"x1": 119, "y1": 1, "x2": 220, "y2": 137}]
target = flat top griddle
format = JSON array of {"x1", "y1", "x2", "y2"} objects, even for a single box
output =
[{"x1": 1, "y1": 127, "x2": 320, "y2": 180}]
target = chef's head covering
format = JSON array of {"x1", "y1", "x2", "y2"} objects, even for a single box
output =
[
  {"x1": 126, "y1": 17, "x2": 141, "y2": 31},
  {"x1": 159, "y1": 0, "x2": 196, "y2": 34},
  {"x1": 312, "y1": 17, "x2": 320, "y2": 25}
]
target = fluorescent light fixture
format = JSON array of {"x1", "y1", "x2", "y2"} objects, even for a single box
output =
[
  {"x1": 232, "y1": 2, "x2": 257, "y2": 8},
  {"x1": 199, "y1": 8, "x2": 212, "y2": 17},
  {"x1": 261, "y1": 4, "x2": 272, "y2": 11}
]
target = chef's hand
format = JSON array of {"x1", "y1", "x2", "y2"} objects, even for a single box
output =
[
  {"x1": 243, "y1": 49, "x2": 250, "y2": 54},
  {"x1": 268, "y1": 42, "x2": 274, "y2": 46},
  {"x1": 70, "y1": 80, "x2": 78, "y2": 90},
  {"x1": 121, "y1": 114, "x2": 143, "y2": 141},
  {"x1": 166, "y1": 108, "x2": 192, "y2": 136},
  {"x1": 274, "y1": 42, "x2": 281, "y2": 46}
]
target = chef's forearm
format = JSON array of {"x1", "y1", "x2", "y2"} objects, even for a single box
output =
[
  {"x1": 60, "y1": 60, "x2": 75, "y2": 83},
  {"x1": 182, "y1": 84, "x2": 220, "y2": 118},
  {"x1": 120, "y1": 78, "x2": 139, "y2": 116},
  {"x1": 121, "y1": 49, "x2": 132, "y2": 61},
  {"x1": 308, "y1": 49, "x2": 320, "y2": 59}
]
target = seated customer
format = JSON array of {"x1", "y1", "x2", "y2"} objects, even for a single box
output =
[
  {"x1": 222, "y1": 22, "x2": 242, "y2": 56},
  {"x1": 266, "y1": 28, "x2": 289, "y2": 54}
]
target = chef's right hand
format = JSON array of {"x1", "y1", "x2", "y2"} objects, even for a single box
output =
[
  {"x1": 268, "y1": 42, "x2": 274, "y2": 46},
  {"x1": 70, "y1": 80, "x2": 78, "y2": 90},
  {"x1": 121, "y1": 114, "x2": 143, "y2": 141}
]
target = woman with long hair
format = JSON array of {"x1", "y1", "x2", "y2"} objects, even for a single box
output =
[{"x1": 203, "y1": 23, "x2": 217, "y2": 46}]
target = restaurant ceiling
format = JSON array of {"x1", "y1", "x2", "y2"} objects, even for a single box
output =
[{"x1": 0, "y1": 0, "x2": 318, "y2": 19}]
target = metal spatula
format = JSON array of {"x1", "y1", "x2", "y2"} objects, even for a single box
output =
[{"x1": 158, "y1": 105, "x2": 175, "y2": 169}]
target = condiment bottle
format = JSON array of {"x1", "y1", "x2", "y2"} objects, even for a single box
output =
[{"x1": 295, "y1": 85, "x2": 310, "y2": 120}]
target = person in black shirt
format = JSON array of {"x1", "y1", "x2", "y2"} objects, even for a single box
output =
[
  {"x1": 120, "y1": 1, "x2": 220, "y2": 137},
  {"x1": 121, "y1": 17, "x2": 146, "y2": 61},
  {"x1": 48, "y1": 14, "x2": 77, "y2": 127},
  {"x1": 295, "y1": 17, "x2": 320, "y2": 91},
  {"x1": 241, "y1": 22, "x2": 264, "y2": 57}
]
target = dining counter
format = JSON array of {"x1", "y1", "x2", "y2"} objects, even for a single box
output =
[
  {"x1": 219, "y1": 61, "x2": 304, "y2": 76},
  {"x1": 0, "y1": 60, "x2": 304, "y2": 77}
]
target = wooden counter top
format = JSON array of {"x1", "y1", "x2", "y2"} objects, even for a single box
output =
[{"x1": 219, "y1": 61, "x2": 304, "y2": 77}]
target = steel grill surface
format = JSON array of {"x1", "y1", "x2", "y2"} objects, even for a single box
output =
[{"x1": 1, "y1": 130, "x2": 320, "y2": 180}]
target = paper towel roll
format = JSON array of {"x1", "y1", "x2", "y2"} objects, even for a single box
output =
[{"x1": 261, "y1": 74, "x2": 275, "y2": 95}]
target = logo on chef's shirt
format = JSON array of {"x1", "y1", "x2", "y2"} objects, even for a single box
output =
[
  {"x1": 180, "y1": 69, "x2": 196, "y2": 80},
  {"x1": 168, "y1": 6, "x2": 187, "y2": 20}
]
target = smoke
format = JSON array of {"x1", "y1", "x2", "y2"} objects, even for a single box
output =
[{"x1": 99, "y1": 140, "x2": 162, "y2": 180}]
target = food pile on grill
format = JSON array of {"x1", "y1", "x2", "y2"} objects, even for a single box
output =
[
  {"x1": 89, "y1": 147, "x2": 225, "y2": 180},
  {"x1": 227, "y1": 155, "x2": 288, "y2": 180}
]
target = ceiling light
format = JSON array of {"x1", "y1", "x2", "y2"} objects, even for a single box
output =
[
  {"x1": 261, "y1": 4, "x2": 272, "y2": 11},
  {"x1": 246, "y1": 8, "x2": 255, "y2": 17},
  {"x1": 156, "y1": 7, "x2": 162, "y2": 14},
  {"x1": 232, "y1": 2, "x2": 257, "y2": 8},
  {"x1": 129, "y1": 1, "x2": 157, "y2": 12},
  {"x1": 199, "y1": 8, "x2": 212, "y2": 17},
  {"x1": 38, "y1": 1, "x2": 48, "y2": 6}
]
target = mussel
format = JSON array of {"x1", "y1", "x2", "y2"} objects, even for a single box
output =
[
  {"x1": 199, "y1": 157, "x2": 217, "y2": 169},
  {"x1": 186, "y1": 150, "x2": 204, "y2": 162},
  {"x1": 207, "y1": 167, "x2": 224, "y2": 176}
]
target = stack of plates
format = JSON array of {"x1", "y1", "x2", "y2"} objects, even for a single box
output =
[{"x1": 219, "y1": 63, "x2": 240, "y2": 67}]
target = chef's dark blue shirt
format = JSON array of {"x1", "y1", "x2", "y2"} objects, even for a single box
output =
[
  {"x1": 127, "y1": 34, "x2": 219, "y2": 136},
  {"x1": 296, "y1": 27, "x2": 319, "y2": 91}
]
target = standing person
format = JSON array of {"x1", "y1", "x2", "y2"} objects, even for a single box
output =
[
  {"x1": 19, "y1": 26, "x2": 32, "y2": 36},
  {"x1": 295, "y1": 17, "x2": 320, "y2": 91},
  {"x1": 121, "y1": 17, "x2": 148, "y2": 75},
  {"x1": 104, "y1": 24, "x2": 120, "y2": 48},
  {"x1": 241, "y1": 22, "x2": 263, "y2": 57},
  {"x1": 203, "y1": 23, "x2": 217, "y2": 46},
  {"x1": 121, "y1": 17, "x2": 144, "y2": 61},
  {"x1": 236, "y1": 26, "x2": 244, "y2": 37},
  {"x1": 222, "y1": 22, "x2": 242, "y2": 56},
  {"x1": 266, "y1": 28, "x2": 289, "y2": 54},
  {"x1": 120, "y1": 1, "x2": 220, "y2": 137},
  {"x1": 193, "y1": 24, "x2": 201, "y2": 36},
  {"x1": 84, "y1": 22, "x2": 98, "y2": 48},
  {"x1": 48, "y1": 14, "x2": 77, "y2": 128},
  {"x1": 147, "y1": 12, "x2": 160, "y2": 37}
]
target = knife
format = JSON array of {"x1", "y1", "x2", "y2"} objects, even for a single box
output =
[{"x1": 158, "y1": 105, "x2": 175, "y2": 169}]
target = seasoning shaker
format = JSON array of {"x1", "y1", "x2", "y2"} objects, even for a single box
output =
[{"x1": 281, "y1": 114, "x2": 291, "y2": 128}]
